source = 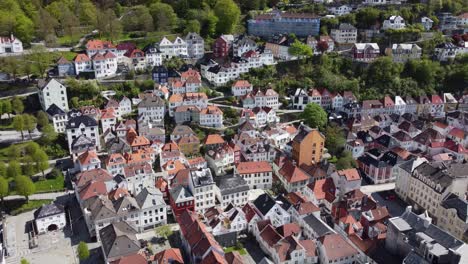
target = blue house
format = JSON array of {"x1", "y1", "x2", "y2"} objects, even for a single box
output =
[{"x1": 56, "y1": 57, "x2": 75, "y2": 77}]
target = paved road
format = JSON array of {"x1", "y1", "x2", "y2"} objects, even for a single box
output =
[
  {"x1": 4, "y1": 191, "x2": 69, "y2": 201},
  {"x1": 0, "y1": 47, "x2": 73, "y2": 58},
  {"x1": 0, "y1": 91, "x2": 38, "y2": 100},
  {"x1": 360, "y1": 183, "x2": 395, "y2": 195},
  {"x1": 0, "y1": 129, "x2": 42, "y2": 144}
]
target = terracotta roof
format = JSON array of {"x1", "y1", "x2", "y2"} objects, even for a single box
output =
[
  {"x1": 259, "y1": 224, "x2": 283, "y2": 247},
  {"x1": 232, "y1": 80, "x2": 251, "y2": 88},
  {"x1": 162, "y1": 160, "x2": 187, "y2": 176},
  {"x1": 279, "y1": 161, "x2": 310, "y2": 183},
  {"x1": 74, "y1": 53, "x2": 90, "y2": 62},
  {"x1": 79, "y1": 181, "x2": 107, "y2": 200},
  {"x1": 57, "y1": 56, "x2": 70, "y2": 64},
  {"x1": 433, "y1": 121, "x2": 448, "y2": 129},
  {"x1": 101, "y1": 108, "x2": 116, "y2": 119},
  {"x1": 277, "y1": 223, "x2": 301, "y2": 237},
  {"x1": 188, "y1": 157, "x2": 206, "y2": 167},
  {"x1": 236, "y1": 161, "x2": 272, "y2": 174},
  {"x1": 110, "y1": 253, "x2": 147, "y2": 264},
  {"x1": 293, "y1": 201, "x2": 320, "y2": 215},
  {"x1": 86, "y1": 39, "x2": 116, "y2": 50},
  {"x1": 449, "y1": 128, "x2": 465, "y2": 139},
  {"x1": 337, "y1": 168, "x2": 360, "y2": 181},
  {"x1": 203, "y1": 134, "x2": 225, "y2": 145},
  {"x1": 77, "y1": 149, "x2": 100, "y2": 166},
  {"x1": 306, "y1": 178, "x2": 335, "y2": 200},
  {"x1": 75, "y1": 169, "x2": 112, "y2": 189},
  {"x1": 319, "y1": 234, "x2": 359, "y2": 261},
  {"x1": 224, "y1": 251, "x2": 243, "y2": 264},
  {"x1": 169, "y1": 93, "x2": 183, "y2": 103},
  {"x1": 200, "y1": 105, "x2": 223, "y2": 115},
  {"x1": 155, "y1": 177, "x2": 168, "y2": 191},
  {"x1": 299, "y1": 240, "x2": 317, "y2": 257},
  {"x1": 242, "y1": 203, "x2": 259, "y2": 223},
  {"x1": 153, "y1": 248, "x2": 183, "y2": 264},
  {"x1": 108, "y1": 188, "x2": 130, "y2": 201}
]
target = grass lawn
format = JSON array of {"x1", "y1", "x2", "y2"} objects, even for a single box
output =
[
  {"x1": 34, "y1": 176, "x2": 65, "y2": 193},
  {"x1": 224, "y1": 246, "x2": 247, "y2": 255},
  {"x1": 0, "y1": 120, "x2": 13, "y2": 130},
  {"x1": 5, "y1": 199, "x2": 53, "y2": 215}
]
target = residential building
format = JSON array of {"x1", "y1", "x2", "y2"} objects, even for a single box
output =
[
  {"x1": 56, "y1": 57, "x2": 75, "y2": 77},
  {"x1": 142, "y1": 43, "x2": 162, "y2": 67},
  {"x1": 438, "y1": 193, "x2": 468, "y2": 241},
  {"x1": 158, "y1": 37, "x2": 188, "y2": 59},
  {"x1": 292, "y1": 124, "x2": 325, "y2": 166},
  {"x1": 252, "y1": 193, "x2": 291, "y2": 227},
  {"x1": 331, "y1": 168, "x2": 361, "y2": 195},
  {"x1": 434, "y1": 42, "x2": 462, "y2": 61},
  {"x1": 153, "y1": 249, "x2": 184, "y2": 264},
  {"x1": 185, "y1": 32, "x2": 204, "y2": 59},
  {"x1": 357, "y1": 150, "x2": 401, "y2": 184},
  {"x1": 328, "y1": 4, "x2": 353, "y2": 16},
  {"x1": 206, "y1": 143, "x2": 235, "y2": 175},
  {"x1": 331, "y1": 23, "x2": 358, "y2": 44},
  {"x1": 215, "y1": 175, "x2": 249, "y2": 208},
  {"x1": 406, "y1": 162, "x2": 468, "y2": 222},
  {"x1": 213, "y1": 34, "x2": 234, "y2": 58},
  {"x1": 244, "y1": 88, "x2": 280, "y2": 109},
  {"x1": 66, "y1": 114, "x2": 100, "y2": 152},
  {"x1": 248, "y1": 11, "x2": 320, "y2": 37},
  {"x1": 317, "y1": 234, "x2": 360, "y2": 264},
  {"x1": 386, "y1": 206, "x2": 468, "y2": 264},
  {"x1": 98, "y1": 222, "x2": 140, "y2": 263},
  {"x1": 168, "y1": 92, "x2": 208, "y2": 116},
  {"x1": 37, "y1": 78, "x2": 69, "y2": 112},
  {"x1": 391, "y1": 44, "x2": 422, "y2": 63},
  {"x1": 34, "y1": 203, "x2": 66, "y2": 234},
  {"x1": 351, "y1": 43, "x2": 380, "y2": 62},
  {"x1": 382, "y1": 15, "x2": 406, "y2": 30},
  {"x1": 232, "y1": 80, "x2": 253, "y2": 97},
  {"x1": 46, "y1": 104, "x2": 68, "y2": 133},
  {"x1": 189, "y1": 168, "x2": 216, "y2": 212},
  {"x1": 232, "y1": 35, "x2": 257, "y2": 57},
  {"x1": 137, "y1": 96, "x2": 165, "y2": 127},
  {"x1": 199, "y1": 105, "x2": 223, "y2": 128},
  {"x1": 0, "y1": 34, "x2": 23, "y2": 53},
  {"x1": 169, "y1": 185, "x2": 195, "y2": 217},
  {"x1": 277, "y1": 160, "x2": 311, "y2": 194},
  {"x1": 235, "y1": 161, "x2": 273, "y2": 190},
  {"x1": 421, "y1": 16, "x2": 434, "y2": 31},
  {"x1": 91, "y1": 51, "x2": 118, "y2": 78}
]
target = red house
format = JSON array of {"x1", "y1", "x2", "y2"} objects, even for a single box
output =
[
  {"x1": 213, "y1": 35, "x2": 232, "y2": 58},
  {"x1": 169, "y1": 185, "x2": 195, "y2": 217}
]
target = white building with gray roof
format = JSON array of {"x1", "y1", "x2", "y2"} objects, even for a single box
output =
[
  {"x1": 215, "y1": 175, "x2": 249, "y2": 208},
  {"x1": 98, "y1": 222, "x2": 140, "y2": 263},
  {"x1": 34, "y1": 203, "x2": 66, "y2": 234}
]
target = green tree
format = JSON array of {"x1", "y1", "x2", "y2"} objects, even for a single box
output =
[
  {"x1": 22, "y1": 156, "x2": 36, "y2": 177},
  {"x1": 77, "y1": 241, "x2": 90, "y2": 260},
  {"x1": 355, "y1": 7, "x2": 380, "y2": 29},
  {"x1": 300, "y1": 103, "x2": 327, "y2": 129},
  {"x1": 201, "y1": 11, "x2": 218, "y2": 38},
  {"x1": 7, "y1": 160, "x2": 22, "y2": 178},
  {"x1": 23, "y1": 114, "x2": 37, "y2": 139},
  {"x1": 0, "y1": 176, "x2": 8, "y2": 203},
  {"x1": 325, "y1": 125, "x2": 346, "y2": 156},
  {"x1": 20, "y1": 258, "x2": 30, "y2": 264},
  {"x1": 29, "y1": 45, "x2": 52, "y2": 77},
  {"x1": 2, "y1": 99, "x2": 12, "y2": 118},
  {"x1": 149, "y1": 2, "x2": 178, "y2": 31},
  {"x1": 336, "y1": 151, "x2": 357, "y2": 170},
  {"x1": 15, "y1": 175, "x2": 36, "y2": 202},
  {"x1": 33, "y1": 149, "x2": 49, "y2": 177},
  {"x1": 12, "y1": 115, "x2": 25, "y2": 140},
  {"x1": 121, "y1": 5, "x2": 154, "y2": 32},
  {"x1": 97, "y1": 9, "x2": 122, "y2": 41},
  {"x1": 11, "y1": 97, "x2": 24, "y2": 115},
  {"x1": 155, "y1": 225, "x2": 173, "y2": 240},
  {"x1": 0, "y1": 161, "x2": 6, "y2": 177},
  {"x1": 36, "y1": 111, "x2": 49, "y2": 128},
  {"x1": 184, "y1": 19, "x2": 201, "y2": 34},
  {"x1": 214, "y1": 0, "x2": 241, "y2": 34},
  {"x1": 61, "y1": 8, "x2": 80, "y2": 45},
  {"x1": 289, "y1": 40, "x2": 313, "y2": 58},
  {"x1": 36, "y1": 8, "x2": 59, "y2": 42},
  {"x1": 40, "y1": 124, "x2": 58, "y2": 144}
]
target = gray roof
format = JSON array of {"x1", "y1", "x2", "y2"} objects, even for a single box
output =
[
  {"x1": 190, "y1": 168, "x2": 214, "y2": 187},
  {"x1": 215, "y1": 175, "x2": 249, "y2": 196},
  {"x1": 413, "y1": 162, "x2": 468, "y2": 190},
  {"x1": 46, "y1": 104, "x2": 66, "y2": 116},
  {"x1": 138, "y1": 96, "x2": 165, "y2": 108},
  {"x1": 441, "y1": 193, "x2": 468, "y2": 222},
  {"x1": 66, "y1": 115, "x2": 97, "y2": 129},
  {"x1": 338, "y1": 23, "x2": 357, "y2": 31},
  {"x1": 303, "y1": 214, "x2": 334, "y2": 237},
  {"x1": 99, "y1": 222, "x2": 140, "y2": 260},
  {"x1": 253, "y1": 193, "x2": 276, "y2": 216},
  {"x1": 135, "y1": 187, "x2": 164, "y2": 209},
  {"x1": 34, "y1": 203, "x2": 64, "y2": 219},
  {"x1": 403, "y1": 251, "x2": 430, "y2": 264}
]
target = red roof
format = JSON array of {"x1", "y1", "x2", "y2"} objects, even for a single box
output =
[
  {"x1": 203, "y1": 134, "x2": 225, "y2": 145},
  {"x1": 86, "y1": 39, "x2": 116, "y2": 50},
  {"x1": 279, "y1": 161, "x2": 310, "y2": 183},
  {"x1": 306, "y1": 178, "x2": 335, "y2": 200},
  {"x1": 319, "y1": 234, "x2": 359, "y2": 261},
  {"x1": 259, "y1": 224, "x2": 283, "y2": 247},
  {"x1": 74, "y1": 54, "x2": 90, "y2": 62},
  {"x1": 110, "y1": 253, "x2": 147, "y2": 264},
  {"x1": 236, "y1": 161, "x2": 272, "y2": 174},
  {"x1": 75, "y1": 169, "x2": 112, "y2": 189},
  {"x1": 232, "y1": 80, "x2": 251, "y2": 88},
  {"x1": 431, "y1": 95, "x2": 443, "y2": 104},
  {"x1": 78, "y1": 150, "x2": 99, "y2": 166},
  {"x1": 79, "y1": 181, "x2": 107, "y2": 200},
  {"x1": 449, "y1": 128, "x2": 465, "y2": 139},
  {"x1": 337, "y1": 168, "x2": 361, "y2": 181},
  {"x1": 277, "y1": 223, "x2": 301, "y2": 237},
  {"x1": 153, "y1": 248, "x2": 183, "y2": 264}
]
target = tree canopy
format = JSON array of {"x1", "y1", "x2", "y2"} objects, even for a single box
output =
[{"x1": 301, "y1": 103, "x2": 327, "y2": 129}]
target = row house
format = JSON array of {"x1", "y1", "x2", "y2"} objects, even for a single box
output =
[
  {"x1": 204, "y1": 206, "x2": 248, "y2": 247},
  {"x1": 290, "y1": 88, "x2": 336, "y2": 110},
  {"x1": 74, "y1": 51, "x2": 118, "y2": 79},
  {"x1": 242, "y1": 88, "x2": 280, "y2": 109},
  {"x1": 157, "y1": 36, "x2": 188, "y2": 59},
  {"x1": 331, "y1": 23, "x2": 358, "y2": 45},
  {"x1": 170, "y1": 68, "x2": 202, "y2": 94},
  {"x1": 142, "y1": 43, "x2": 163, "y2": 67},
  {"x1": 236, "y1": 137, "x2": 276, "y2": 162},
  {"x1": 215, "y1": 175, "x2": 249, "y2": 208},
  {"x1": 86, "y1": 39, "x2": 117, "y2": 58},
  {"x1": 168, "y1": 92, "x2": 208, "y2": 116},
  {"x1": 185, "y1": 32, "x2": 205, "y2": 59},
  {"x1": 46, "y1": 104, "x2": 68, "y2": 133},
  {"x1": 351, "y1": 43, "x2": 380, "y2": 62},
  {"x1": 390, "y1": 44, "x2": 422, "y2": 63},
  {"x1": 234, "y1": 161, "x2": 273, "y2": 190},
  {"x1": 240, "y1": 107, "x2": 279, "y2": 128},
  {"x1": 105, "y1": 97, "x2": 132, "y2": 119},
  {"x1": 232, "y1": 35, "x2": 257, "y2": 57}
]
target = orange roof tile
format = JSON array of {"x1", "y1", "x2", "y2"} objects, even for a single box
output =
[
  {"x1": 279, "y1": 161, "x2": 310, "y2": 183},
  {"x1": 74, "y1": 54, "x2": 90, "y2": 62},
  {"x1": 169, "y1": 93, "x2": 183, "y2": 103},
  {"x1": 337, "y1": 168, "x2": 360, "y2": 181},
  {"x1": 153, "y1": 248, "x2": 183, "y2": 264},
  {"x1": 78, "y1": 150, "x2": 99, "y2": 166},
  {"x1": 203, "y1": 134, "x2": 225, "y2": 145}
]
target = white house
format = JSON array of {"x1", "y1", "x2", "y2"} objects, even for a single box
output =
[
  {"x1": 232, "y1": 80, "x2": 253, "y2": 97},
  {"x1": 394, "y1": 96, "x2": 406, "y2": 114},
  {"x1": 46, "y1": 104, "x2": 68, "y2": 133},
  {"x1": 137, "y1": 96, "x2": 166, "y2": 127},
  {"x1": 185, "y1": 32, "x2": 204, "y2": 59},
  {"x1": 75, "y1": 149, "x2": 101, "y2": 172},
  {"x1": 188, "y1": 168, "x2": 216, "y2": 212},
  {"x1": 421, "y1": 17, "x2": 434, "y2": 31},
  {"x1": 34, "y1": 203, "x2": 66, "y2": 234},
  {"x1": 199, "y1": 105, "x2": 223, "y2": 128},
  {"x1": 158, "y1": 37, "x2": 188, "y2": 59},
  {"x1": 0, "y1": 34, "x2": 23, "y2": 53},
  {"x1": 206, "y1": 144, "x2": 235, "y2": 176},
  {"x1": 382, "y1": 16, "x2": 406, "y2": 30},
  {"x1": 143, "y1": 44, "x2": 163, "y2": 67},
  {"x1": 91, "y1": 51, "x2": 118, "y2": 78},
  {"x1": 331, "y1": 23, "x2": 357, "y2": 44},
  {"x1": 328, "y1": 5, "x2": 353, "y2": 16},
  {"x1": 235, "y1": 161, "x2": 273, "y2": 190},
  {"x1": 252, "y1": 194, "x2": 291, "y2": 227},
  {"x1": 38, "y1": 79, "x2": 69, "y2": 112},
  {"x1": 119, "y1": 97, "x2": 132, "y2": 116},
  {"x1": 391, "y1": 44, "x2": 422, "y2": 63},
  {"x1": 66, "y1": 114, "x2": 100, "y2": 152}
]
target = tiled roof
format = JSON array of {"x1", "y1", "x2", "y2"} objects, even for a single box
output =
[
  {"x1": 203, "y1": 134, "x2": 225, "y2": 145},
  {"x1": 319, "y1": 234, "x2": 359, "y2": 261},
  {"x1": 153, "y1": 248, "x2": 183, "y2": 264},
  {"x1": 236, "y1": 161, "x2": 272, "y2": 174},
  {"x1": 337, "y1": 168, "x2": 360, "y2": 181},
  {"x1": 259, "y1": 224, "x2": 283, "y2": 247},
  {"x1": 110, "y1": 253, "x2": 147, "y2": 264},
  {"x1": 76, "y1": 168, "x2": 112, "y2": 189},
  {"x1": 78, "y1": 149, "x2": 100, "y2": 166},
  {"x1": 306, "y1": 178, "x2": 335, "y2": 201},
  {"x1": 79, "y1": 181, "x2": 108, "y2": 200},
  {"x1": 279, "y1": 161, "x2": 310, "y2": 183},
  {"x1": 74, "y1": 53, "x2": 90, "y2": 62}
]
